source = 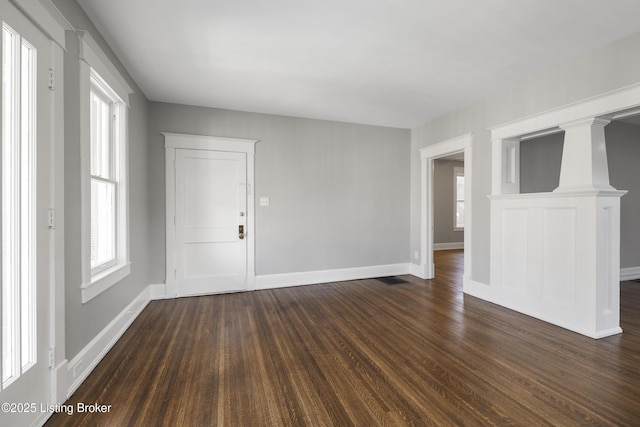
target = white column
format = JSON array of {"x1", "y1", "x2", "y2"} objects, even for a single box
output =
[
  {"x1": 553, "y1": 116, "x2": 625, "y2": 337},
  {"x1": 556, "y1": 118, "x2": 613, "y2": 192}
]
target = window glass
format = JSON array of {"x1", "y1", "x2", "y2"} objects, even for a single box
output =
[
  {"x1": 454, "y1": 169, "x2": 464, "y2": 230},
  {"x1": 89, "y1": 75, "x2": 118, "y2": 273},
  {"x1": 2, "y1": 22, "x2": 37, "y2": 387}
]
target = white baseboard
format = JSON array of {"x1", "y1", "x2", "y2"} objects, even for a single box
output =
[
  {"x1": 254, "y1": 263, "x2": 411, "y2": 290},
  {"x1": 463, "y1": 276, "x2": 491, "y2": 299},
  {"x1": 149, "y1": 283, "x2": 168, "y2": 299},
  {"x1": 66, "y1": 286, "x2": 152, "y2": 398},
  {"x1": 620, "y1": 266, "x2": 640, "y2": 281},
  {"x1": 410, "y1": 263, "x2": 425, "y2": 279},
  {"x1": 433, "y1": 242, "x2": 464, "y2": 250},
  {"x1": 51, "y1": 359, "x2": 69, "y2": 405},
  {"x1": 462, "y1": 277, "x2": 623, "y2": 339}
]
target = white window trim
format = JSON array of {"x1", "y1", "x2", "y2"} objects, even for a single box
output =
[
  {"x1": 79, "y1": 31, "x2": 132, "y2": 303},
  {"x1": 453, "y1": 166, "x2": 464, "y2": 231}
]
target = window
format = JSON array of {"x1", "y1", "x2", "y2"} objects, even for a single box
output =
[
  {"x1": 90, "y1": 73, "x2": 118, "y2": 273},
  {"x1": 2, "y1": 22, "x2": 37, "y2": 388},
  {"x1": 79, "y1": 31, "x2": 132, "y2": 302},
  {"x1": 454, "y1": 167, "x2": 464, "y2": 230}
]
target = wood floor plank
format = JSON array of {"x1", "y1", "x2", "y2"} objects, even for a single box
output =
[{"x1": 46, "y1": 250, "x2": 640, "y2": 426}]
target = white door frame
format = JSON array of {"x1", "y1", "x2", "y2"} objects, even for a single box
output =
[
  {"x1": 418, "y1": 134, "x2": 473, "y2": 283},
  {"x1": 163, "y1": 133, "x2": 258, "y2": 297},
  {"x1": 0, "y1": 0, "x2": 70, "y2": 421}
]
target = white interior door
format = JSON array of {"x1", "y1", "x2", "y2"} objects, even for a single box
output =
[
  {"x1": 175, "y1": 149, "x2": 248, "y2": 296},
  {"x1": 0, "y1": 2, "x2": 52, "y2": 426}
]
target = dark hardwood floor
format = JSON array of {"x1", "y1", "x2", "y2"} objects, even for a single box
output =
[{"x1": 47, "y1": 250, "x2": 640, "y2": 426}]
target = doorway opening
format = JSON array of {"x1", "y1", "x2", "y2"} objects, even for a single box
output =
[
  {"x1": 418, "y1": 134, "x2": 472, "y2": 289},
  {"x1": 433, "y1": 153, "x2": 465, "y2": 284}
]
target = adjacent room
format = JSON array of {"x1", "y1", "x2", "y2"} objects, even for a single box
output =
[{"x1": 2, "y1": 0, "x2": 640, "y2": 425}]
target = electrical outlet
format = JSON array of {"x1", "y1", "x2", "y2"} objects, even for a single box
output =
[{"x1": 414, "y1": 251, "x2": 419, "y2": 260}]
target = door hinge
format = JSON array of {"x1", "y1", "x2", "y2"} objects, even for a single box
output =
[
  {"x1": 174, "y1": 268, "x2": 177, "y2": 278},
  {"x1": 48, "y1": 209, "x2": 55, "y2": 228},
  {"x1": 49, "y1": 348, "x2": 55, "y2": 368},
  {"x1": 48, "y1": 69, "x2": 55, "y2": 90}
]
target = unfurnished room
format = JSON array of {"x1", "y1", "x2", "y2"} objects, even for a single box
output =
[{"x1": 1, "y1": 0, "x2": 640, "y2": 425}]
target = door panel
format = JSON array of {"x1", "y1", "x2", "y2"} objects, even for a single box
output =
[
  {"x1": 0, "y1": 1, "x2": 52, "y2": 426},
  {"x1": 175, "y1": 149, "x2": 247, "y2": 296}
]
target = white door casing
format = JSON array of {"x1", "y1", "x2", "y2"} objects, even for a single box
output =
[
  {"x1": 417, "y1": 134, "x2": 473, "y2": 285},
  {"x1": 0, "y1": 2, "x2": 55, "y2": 425},
  {"x1": 164, "y1": 133, "x2": 257, "y2": 297}
]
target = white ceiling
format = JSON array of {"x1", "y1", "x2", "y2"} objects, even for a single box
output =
[{"x1": 77, "y1": 0, "x2": 640, "y2": 129}]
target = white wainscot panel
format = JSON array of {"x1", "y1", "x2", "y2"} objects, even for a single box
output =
[
  {"x1": 489, "y1": 190, "x2": 623, "y2": 338},
  {"x1": 542, "y1": 208, "x2": 577, "y2": 307},
  {"x1": 501, "y1": 208, "x2": 528, "y2": 294}
]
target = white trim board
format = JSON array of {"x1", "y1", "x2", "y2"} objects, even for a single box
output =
[
  {"x1": 418, "y1": 133, "x2": 473, "y2": 281},
  {"x1": 489, "y1": 82, "x2": 640, "y2": 140},
  {"x1": 463, "y1": 280, "x2": 622, "y2": 339},
  {"x1": 78, "y1": 31, "x2": 132, "y2": 105},
  {"x1": 163, "y1": 133, "x2": 258, "y2": 298},
  {"x1": 486, "y1": 80, "x2": 640, "y2": 339},
  {"x1": 621, "y1": 267, "x2": 640, "y2": 281},
  {"x1": 162, "y1": 132, "x2": 257, "y2": 153},
  {"x1": 434, "y1": 242, "x2": 464, "y2": 251},
  {"x1": 255, "y1": 263, "x2": 411, "y2": 290},
  {"x1": 65, "y1": 286, "x2": 152, "y2": 398},
  {"x1": 11, "y1": 0, "x2": 73, "y2": 47}
]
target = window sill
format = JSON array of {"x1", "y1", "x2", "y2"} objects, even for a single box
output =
[
  {"x1": 453, "y1": 227, "x2": 464, "y2": 232},
  {"x1": 82, "y1": 262, "x2": 131, "y2": 303}
]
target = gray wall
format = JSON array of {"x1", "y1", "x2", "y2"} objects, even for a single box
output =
[
  {"x1": 517, "y1": 121, "x2": 640, "y2": 269},
  {"x1": 53, "y1": 0, "x2": 151, "y2": 360},
  {"x1": 433, "y1": 159, "x2": 464, "y2": 244},
  {"x1": 148, "y1": 103, "x2": 411, "y2": 280},
  {"x1": 411, "y1": 30, "x2": 640, "y2": 284},
  {"x1": 606, "y1": 121, "x2": 640, "y2": 269},
  {"x1": 520, "y1": 132, "x2": 564, "y2": 194}
]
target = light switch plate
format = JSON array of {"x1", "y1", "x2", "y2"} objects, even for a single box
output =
[{"x1": 260, "y1": 197, "x2": 270, "y2": 207}]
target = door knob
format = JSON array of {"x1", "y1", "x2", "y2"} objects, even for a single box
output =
[{"x1": 239, "y1": 225, "x2": 245, "y2": 239}]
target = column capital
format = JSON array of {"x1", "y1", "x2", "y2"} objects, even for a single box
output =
[
  {"x1": 559, "y1": 117, "x2": 610, "y2": 131},
  {"x1": 555, "y1": 116, "x2": 614, "y2": 192}
]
